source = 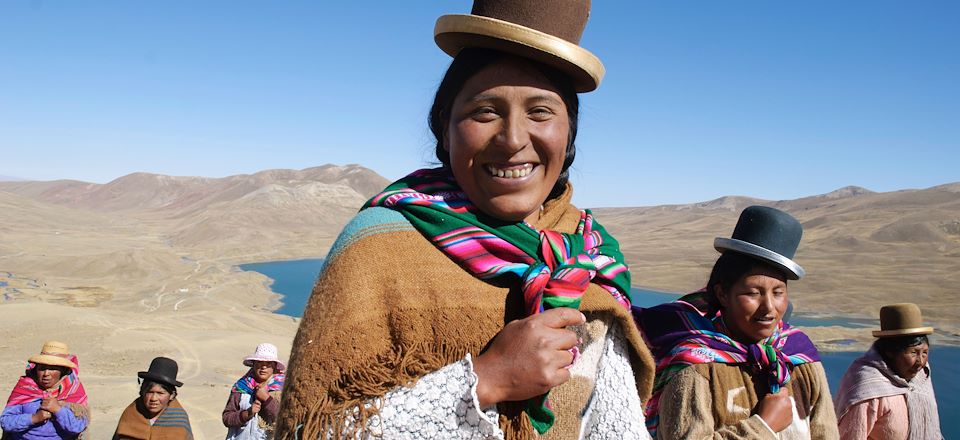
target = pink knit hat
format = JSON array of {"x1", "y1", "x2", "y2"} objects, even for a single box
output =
[{"x1": 242, "y1": 343, "x2": 286, "y2": 372}]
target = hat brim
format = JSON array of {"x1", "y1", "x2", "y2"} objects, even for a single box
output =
[
  {"x1": 28, "y1": 354, "x2": 77, "y2": 370},
  {"x1": 138, "y1": 371, "x2": 183, "y2": 388},
  {"x1": 435, "y1": 14, "x2": 604, "y2": 93},
  {"x1": 243, "y1": 357, "x2": 286, "y2": 373},
  {"x1": 872, "y1": 327, "x2": 934, "y2": 338},
  {"x1": 714, "y1": 237, "x2": 805, "y2": 280}
]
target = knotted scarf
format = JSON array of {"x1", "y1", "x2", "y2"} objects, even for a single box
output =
[
  {"x1": 633, "y1": 290, "x2": 820, "y2": 437},
  {"x1": 364, "y1": 167, "x2": 632, "y2": 434},
  {"x1": 233, "y1": 371, "x2": 285, "y2": 395}
]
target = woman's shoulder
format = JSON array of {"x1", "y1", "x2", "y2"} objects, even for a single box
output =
[{"x1": 328, "y1": 208, "x2": 413, "y2": 251}]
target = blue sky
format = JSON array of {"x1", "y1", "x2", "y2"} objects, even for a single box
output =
[{"x1": 1, "y1": 1, "x2": 957, "y2": 207}]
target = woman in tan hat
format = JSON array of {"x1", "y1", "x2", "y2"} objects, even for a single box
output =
[
  {"x1": 834, "y1": 303, "x2": 943, "y2": 439},
  {"x1": 113, "y1": 357, "x2": 193, "y2": 440},
  {"x1": 635, "y1": 206, "x2": 839, "y2": 439},
  {"x1": 275, "y1": 1, "x2": 655, "y2": 439},
  {"x1": 1, "y1": 341, "x2": 89, "y2": 440},
  {"x1": 222, "y1": 343, "x2": 285, "y2": 440}
]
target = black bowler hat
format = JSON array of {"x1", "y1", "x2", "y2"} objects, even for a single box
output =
[
  {"x1": 714, "y1": 206, "x2": 805, "y2": 280},
  {"x1": 138, "y1": 357, "x2": 183, "y2": 387}
]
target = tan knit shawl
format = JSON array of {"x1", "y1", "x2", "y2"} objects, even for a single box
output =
[{"x1": 275, "y1": 188, "x2": 654, "y2": 439}]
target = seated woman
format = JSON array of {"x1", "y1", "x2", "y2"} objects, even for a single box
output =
[
  {"x1": 222, "y1": 343, "x2": 285, "y2": 440},
  {"x1": 635, "y1": 206, "x2": 839, "y2": 439},
  {"x1": 113, "y1": 357, "x2": 193, "y2": 440},
  {"x1": 1, "y1": 341, "x2": 89, "y2": 440},
  {"x1": 834, "y1": 303, "x2": 942, "y2": 439},
  {"x1": 275, "y1": 1, "x2": 655, "y2": 438}
]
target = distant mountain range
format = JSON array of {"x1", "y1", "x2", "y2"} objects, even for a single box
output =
[
  {"x1": 594, "y1": 182, "x2": 960, "y2": 325},
  {"x1": 1, "y1": 165, "x2": 957, "y2": 328}
]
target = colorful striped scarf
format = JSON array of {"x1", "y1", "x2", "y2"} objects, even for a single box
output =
[
  {"x1": 233, "y1": 371, "x2": 285, "y2": 395},
  {"x1": 5, "y1": 355, "x2": 88, "y2": 408},
  {"x1": 633, "y1": 290, "x2": 820, "y2": 437},
  {"x1": 114, "y1": 398, "x2": 193, "y2": 440},
  {"x1": 364, "y1": 168, "x2": 632, "y2": 434}
]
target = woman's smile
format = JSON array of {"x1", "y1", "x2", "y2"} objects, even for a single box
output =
[{"x1": 484, "y1": 163, "x2": 536, "y2": 180}]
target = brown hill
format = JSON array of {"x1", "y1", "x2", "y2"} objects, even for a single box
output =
[
  {"x1": 0, "y1": 164, "x2": 388, "y2": 217},
  {"x1": 595, "y1": 183, "x2": 960, "y2": 329}
]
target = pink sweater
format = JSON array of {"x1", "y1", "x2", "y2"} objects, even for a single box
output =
[{"x1": 838, "y1": 394, "x2": 909, "y2": 440}]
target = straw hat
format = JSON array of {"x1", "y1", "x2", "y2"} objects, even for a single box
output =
[
  {"x1": 243, "y1": 343, "x2": 286, "y2": 372},
  {"x1": 872, "y1": 303, "x2": 934, "y2": 338},
  {"x1": 27, "y1": 341, "x2": 77, "y2": 370},
  {"x1": 434, "y1": 0, "x2": 605, "y2": 92},
  {"x1": 714, "y1": 206, "x2": 806, "y2": 280}
]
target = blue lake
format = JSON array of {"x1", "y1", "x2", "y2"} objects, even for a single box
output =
[
  {"x1": 241, "y1": 258, "x2": 957, "y2": 437},
  {"x1": 238, "y1": 258, "x2": 325, "y2": 317}
]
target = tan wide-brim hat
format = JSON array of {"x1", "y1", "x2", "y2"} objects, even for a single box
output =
[
  {"x1": 434, "y1": 0, "x2": 605, "y2": 92},
  {"x1": 27, "y1": 340, "x2": 77, "y2": 370},
  {"x1": 872, "y1": 303, "x2": 934, "y2": 338}
]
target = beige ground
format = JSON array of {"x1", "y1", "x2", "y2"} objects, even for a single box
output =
[{"x1": 1, "y1": 167, "x2": 957, "y2": 439}]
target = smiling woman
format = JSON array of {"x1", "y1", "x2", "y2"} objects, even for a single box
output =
[
  {"x1": 274, "y1": 0, "x2": 656, "y2": 439},
  {"x1": 634, "y1": 206, "x2": 839, "y2": 439}
]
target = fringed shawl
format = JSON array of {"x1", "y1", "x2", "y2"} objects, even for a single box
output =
[
  {"x1": 275, "y1": 176, "x2": 654, "y2": 439},
  {"x1": 834, "y1": 346, "x2": 941, "y2": 440}
]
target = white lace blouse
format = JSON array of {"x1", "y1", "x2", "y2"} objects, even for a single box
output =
[{"x1": 348, "y1": 321, "x2": 650, "y2": 439}]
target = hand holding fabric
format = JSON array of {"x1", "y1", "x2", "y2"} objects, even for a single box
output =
[
  {"x1": 473, "y1": 307, "x2": 585, "y2": 408},
  {"x1": 31, "y1": 406, "x2": 52, "y2": 425},
  {"x1": 756, "y1": 388, "x2": 792, "y2": 432},
  {"x1": 39, "y1": 397, "x2": 61, "y2": 414},
  {"x1": 255, "y1": 383, "x2": 270, "y2": 402}
]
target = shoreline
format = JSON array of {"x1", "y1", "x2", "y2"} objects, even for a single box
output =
[{"x1": 237, "y1": 258, "x2": 960, "y2": 351}]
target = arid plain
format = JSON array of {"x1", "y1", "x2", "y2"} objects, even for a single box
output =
[{"x1": 1, "y1": 165, "x2": 957, "y2": 439}]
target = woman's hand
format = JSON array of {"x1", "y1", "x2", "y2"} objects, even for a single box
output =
[
  {"x1": 40, "y1": 397, "x2": 61, "y2": 414},
  {"x1": 245, "y1": 399, "x2": 262, "y2": 422},
  {"x1": 473, "y1": 307, "x2": 585, "y2": 408},
  {"x1": 255, "y1": 383, "x2": 270, "y2": 402},
  {"x1": 31, "y1": 408, "x2": 51, "y2": 424},
  {"x1": 756, "y1": 388, "x2": 793, "y2": 432}
]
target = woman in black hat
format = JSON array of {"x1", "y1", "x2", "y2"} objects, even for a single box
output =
[
  {"x1": 276, "y1": 0, "x2": 655, "y2": 439},
  {"x1": 834, "y1": 303, "x2": 942, "y2": 439},
  {"x1": 113, "y1": 357, "x2": 193, "y2": 440},
  {"x1": 635, "y1": 206, "x2": 839, "y2": 439}
]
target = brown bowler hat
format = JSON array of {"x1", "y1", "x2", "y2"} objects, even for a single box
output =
[
  {"x1": 872, "y1": 303, "x2": 934, "y2": 338},
  {"x1": 434, "y1": 0, "x2": 605, "y2": 92}
]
